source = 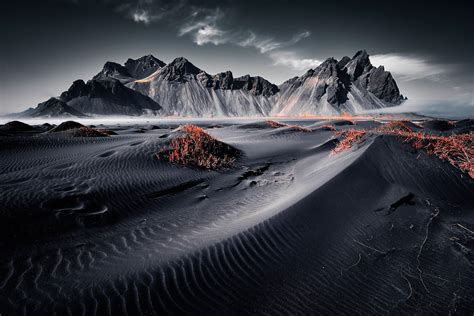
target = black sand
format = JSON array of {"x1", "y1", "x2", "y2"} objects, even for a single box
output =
[{"x1": 0, "y1": 119, "x2": 473, "y2": 315}]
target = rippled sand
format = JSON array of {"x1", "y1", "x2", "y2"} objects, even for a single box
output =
[{"x1": 0, "y1": 119, "x2": 473, "y2": 314}]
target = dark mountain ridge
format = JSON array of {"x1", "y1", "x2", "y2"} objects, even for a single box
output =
[{"x1": 19, "y1": 50, "x2": 406, "y2": 117}]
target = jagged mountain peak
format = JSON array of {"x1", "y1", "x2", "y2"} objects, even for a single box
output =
[
  {"x1": 337, "y1": 56, "x2": 351, "y2": 69},
  {"x1": 125, "y1": 55, "x2": 166, "y2": 79},
  {"x1": 93, "y1": 62, "x2": 131, "y2": 81},
  {"x1": 344, "y1": 50, "x2": 373, "y2": 80},
  {"x1": 168, "y1": 57, "x2": 200, "y2": 70},
  {"x1": 232, "y1": 75, "x2": 280, "y2": 97},
  {"x1": 159, "y1": 57, "x2": 203, "y2": 81},
  {"x1": 353, "y1": 49, "x2": 369, "y2": 59},
  {"x1": 211, "y1": 71, "x2": 234, "y2": 89},
  {"x1": 125, "y1": 54, "x2": 165, "y2": 66},
  {"x1": 193, "y1": 71, "x2": 279, "y2": 97},
  {"x1": 21, "y1": 49, "x2": 406, "y2": 118},
  {"x1": 313, "y1": 58, "x2": 339, "y2": 74},
  {"x1": 273, "y1": 50, "x2": 405, "y2": 115}
]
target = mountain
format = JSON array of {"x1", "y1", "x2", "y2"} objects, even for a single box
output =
[
  {"x1": 93, "y1": 62, "x2": 133, "y2": 83},
  {"x1": 129, "y1": 57, "x2": 279, "y2": 116},
  {"x1": 129, "y1": 52, "x2": 404, "y2": 116},
  {"x1": 58, "y1": 79, "x2": 162, "y2": 115},
  {"x1": 19, "y1": 51, "x2": 405, "y2": 118},
  {"x1": 125, "y1": 55, "x2": 166, "y2": 79},
  {"x1": 22, "y1": 97, "x2": 87, "y2": 117},
  {"x1": 272, "y1": 50, "x2": 405, "y2": 115},
  {"x1": 93, "y1": 55, "x2": 166, "y2": 83},
  {"x1": 20, "y1": 78, "x2": 162, "y2": 117}
]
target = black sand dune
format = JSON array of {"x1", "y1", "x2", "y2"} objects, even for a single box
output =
[
  {"x1": 0, "y1": 121, "x2": 37, "y2": 136},
  {"x1": 0, "y1": 119, "x2": 473, "y2": 315},
  {"x1": 0, "y1": 120, "x2": 36, "y2": 132}
]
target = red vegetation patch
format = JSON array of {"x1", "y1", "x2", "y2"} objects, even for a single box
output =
[
  {"x1": 331, "y1": 121, "x2": 474, "y2": 178},
  {"x1": 377, "y1": 120, "x2": 413, "y2": 133},
  {"x1": 331, "y1": 129, "x2": 367, "y2": 155},
  {"x1": 50, "y1": 121, "x2": 84, "y2": 132},
  {"x1": 265, "y1": 120, "x2": 311, "y2": 132},
  {"x1": 157, "y1": 124, "x2": 239, "y2": 170},
  {"x1": 266, "y1": 120, "x2": 287, "y2": 128},
  {"x1": 71, "y1": 127, "x2": 110, "y2": 137},
  {"x1": 338, "y1": 112, "x2": 355, "y2": 124},
  {"x1": 397, "y1": 131, "x2": 473, "y2": 178},
  {"x1": 318, "y1": 124, "x2": 336, "y2": 131},
  {"x1": 97, "y1": 129, "x2": 118, "y2": 136}
]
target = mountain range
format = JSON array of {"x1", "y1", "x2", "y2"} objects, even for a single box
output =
[{"x1": 18, "y1": 50, "x2": 406, "y2": 117}]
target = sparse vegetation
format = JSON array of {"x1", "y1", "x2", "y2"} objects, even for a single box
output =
[
  {"x1": 156, "y1": 124, "x2": 239, "y2": 170},
  {"x1": 48, "y1": 121, "x2": 111, "y2": 137},
  {"x1": 377, "y1": 120, "x2": 414, "y2": 133},
  {"x1": 318, "y1": 124, "x2": 336, "y2": 131},
  {"x1": 331, "y1": 129, "x2": 367, "y2": 155},
  {"x1": 265, "y1": 120, "x2": 312, "y2": 132},
  {"x1": 97, "y1": 129, "x2": 118, "y2": 135},
  {"x1": 338, "y1": 112, "x2": 355, "y2": 124},
  {"x1": 388, "y1": 129, "x2": 473, "y2": 178},
  {"x1": 71, "y1": 127, "x2": 110, "y2": 137},
  {"x1": 331, "y1": 120, "x2": 474, "y2": 178},
  {"x1": 49, "y1": 121, "x2": 85, "y2": 132}
]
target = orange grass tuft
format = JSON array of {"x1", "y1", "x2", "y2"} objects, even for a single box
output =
[
  {"x1": 71, "y1": 127, "x2": 110, "y2": 137},
  {"x1": 319, "y1": 124, "x2": 336, "y2": 131},
  {"x1": 339, "y1": 111, "x2": 355, "y2": 124},
  {"x1": 157, "y1": 124, "x2": 238, "y2": 170},
  {"x1": 377, "y1": 120, "x2": 413, "y2": 133},
  {"x1": 331, "y1": 122, "x2": 474, "y2": 178},
  {"x1": 331, "y1": 129, "x2": 367, "y2": 155},
  {"x1": 397, "y1": 131, "x2": 473, "y2": 178},
  {"x1": 265, "y1": 120, "x2": 312, "y2": 132},
  {"x1": 97, "y1": 129, "x2": 118, "y2": 136}
]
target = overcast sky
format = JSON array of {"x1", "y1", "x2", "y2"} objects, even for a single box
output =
[{"x1": 1, "y1": 0, "x2": 473, "y2": 115}]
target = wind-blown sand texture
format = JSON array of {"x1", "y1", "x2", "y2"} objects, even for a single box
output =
[{"x1": 0, "y1": 118, "x2": 473, "y2": 315}]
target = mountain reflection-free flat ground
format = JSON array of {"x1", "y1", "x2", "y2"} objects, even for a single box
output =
[{"x1": 0, "y1": 118, "x2": 473, "y2": 315}]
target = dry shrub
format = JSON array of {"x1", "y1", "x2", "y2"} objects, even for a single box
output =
[
  {"x1": 400, "y1": 132, "x2": 473, "y2": 178},
  {"x1": 377, "y1": 120, "x2": 413, "y2": 133},
  {"x1": 319, "y1": 124, "x2": 336, "y2": 131},
  {"x1": 339, "y1": 111, "x2": 355, "y2": 124},
  {"x1": 331, "y1": 121, "x2": 474, "y2": 178},
  {"x1": 265, "y1": 120, "x2": 311, "y2": 132},
  {"x1": 97, "y1": 129, "x2": 118, "y2": 135},
  {"x1": 331, "y1": 129, "x2": 367, "y2": 155},
  {"x1": 157, "y1": 124, "x2": 238, "y2": 170},
  {"x1": 266, "y1": 120, "x2": 287, "y2": 129},
  {"x1": 71, "y1": 127, "x2": 110, "y2": 137}
]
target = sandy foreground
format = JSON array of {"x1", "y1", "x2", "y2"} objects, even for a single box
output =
[{"x1": 0, "y1": 118, "x2": 473, "y2": 314}]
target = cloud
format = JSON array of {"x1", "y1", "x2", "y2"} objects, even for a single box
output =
[
  {"x1": 177, "y1": 8, "x2": 317, "y2": 71},
  {"x1": 115, "y1": 0, "x2": 188, "y2": 25},
  {"x1": 238, "y1": 32, "x2": 282, "y2": 53},
  {"x1": 269, "y1": 51, "x2": 321, "y2": 71},
  {"x1": 290, "y1": 30, "x2": 311, "y2": 44},
  {"x1": 194, "y1": 25, "x2": 227, "y2": 45},
  {"x1": 107, "y1": 0, "x2": 320, "y2": 72},
  {"x1": 132, "y1": 9, "x2": 153, "y2": 24},
  {"x1": 178, "y1": 8, "x2": 228, "y2": 45},
  {"x1": 236, "y1": 31, "x2": 318, "y2": 71},
  {"x1": 370, "y1": 54, "x2": 452, "y2": 81},
  {"x1": 237, "y1": 30, "x2": 311, "y2": 54}
]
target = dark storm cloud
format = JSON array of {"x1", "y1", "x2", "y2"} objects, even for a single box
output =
[{"x1": 1, "y1": 0, "x2": 473, "y2": 114}]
